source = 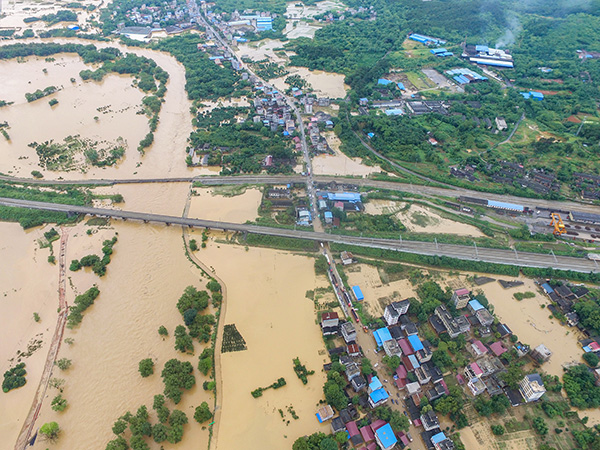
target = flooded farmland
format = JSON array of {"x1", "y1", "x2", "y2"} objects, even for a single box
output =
[
  {"x1": 0, "y1": 38, "x2": 195, "y2": 180},
  {"x1": 194, "y1": 237, "x2": 331, "y2": 450}
]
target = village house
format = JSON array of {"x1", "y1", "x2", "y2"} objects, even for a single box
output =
[
  {"x1": 519, "y1": 373, "x2": 546, "y2": 402},
  {"x1": 451, "y1": 288, "x2": 471, "y2": 309},
  {"x1": 321, "y1": 312, "x2": 339, "y2": 336},
  {"x1": 375, "y1": 423, "x2": 398, "y2": 450},
  {"x1": 384, "y1": 299, "x2": 411, "y2": 325},
  {"x1": 531, "y1": 344, "x2": 552, "y2": 363},
  {"x1": 468, "y1": 340, "x2": 489, "y2": 359},
  {"x1": 340, "y1": 321, "x2": 357, "y2": 343},
  {"x1": 434, "y1": 305, "x2": 471, "y2": 338},
  {"x1": 421, "y1": 410, "x2": 441, "y2": 432}
]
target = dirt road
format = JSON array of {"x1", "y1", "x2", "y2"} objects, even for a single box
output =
[{"x1": 14, "y1": 228, "x2": 70, "y2": 450}]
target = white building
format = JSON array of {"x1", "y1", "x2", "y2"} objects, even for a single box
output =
[{"x1": 519, "y1": 373, "x2": 546, "y2": 402}]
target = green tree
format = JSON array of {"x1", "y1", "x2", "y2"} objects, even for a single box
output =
[
  {"x1": 105, "y1": 436, "x2": 129, "y2": 450},
  {"x1": 51, "y1": 394, "x2": 67, "y2": 412},
  {"x1": 112, "y1": 418, "x2": 128, "y2": 435},
  {"x1": 491, "y1": 425, "x2": 505, "y2": 435},
  {"x1": 161, "y1": 359, "x2": 195, "y2": 404},
  {"x1": 167, "y1": 424, "x2": 184, "y2": 444},
  {"x1": 174, "y1": 325, "x2": 194, "y2": 354},
  {"x1": 206, "y1": 279, "x2": 221, "y2": 293},
  {"x1": 138, "y1": 358, "x2": 154, "y2": 377},
  {"x1": 583, "y1": 352, "x2": 599, "y2": 368},
  {"x1": 319, "y1": 437, "x2": 338, "y2": 450},
  {"x1": 194, "y1": 402, "x2": 213, "y2": 423},
  {"x1": 152, "y1": 423, "x2": 168, "y2": 443},
  {"x1": 158, "y1": 325, "x2": 168, "y2": 337},
  {"x1": 177, "y1": 286, "x2": 209, "y2": 314},
  {"x1": 40, "y1": 421, "x2": 60, "y2": 441},
  {"x1": 533, "y1": 417, "x2": 548, "y2": 435},
  {"x1": 499, "y1": 364, "x2": 525, "y2": 390},
  {"x1": 169, "y1": 409, "x2": 188, "y2": 427},
  {"x1": 130, "y1": 435, "x2": 150, "y2": 450}
]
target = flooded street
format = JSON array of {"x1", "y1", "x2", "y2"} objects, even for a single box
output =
[
  {"x1": 271, "y1": 66, "x2": 348, "y2": 99},
  {"x1": 312, "y1": 131, "x2": 382, "y2": 177}
]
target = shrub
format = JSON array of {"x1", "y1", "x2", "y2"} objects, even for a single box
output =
[
  {"x1": 56, "y1": 358, "x2": 72, "y2": 371},
  {"x1": 158, "y1": 325, "x2": 168, "y2": 337}
]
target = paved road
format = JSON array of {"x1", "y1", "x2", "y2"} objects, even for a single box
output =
[{"x1": 2, "y1": 197, "x2": 598, "y2": 273}]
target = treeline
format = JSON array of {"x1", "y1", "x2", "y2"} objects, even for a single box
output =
[
  {"x1": 25, "y1": 10, "x2": 78, "y2": 25},
  {"x1": 25, "y1": 86, "x2": 57, "y2": 103},
  {"x1": 332, "y1": 243, "x2": 600, "y2": 284},
  {"x1": 66, "y1": 286, "x2": 100, "y2": 328},
  {"x1": 156, "y1": 34, "x2": 247, "y2": 101},
  {"x1": 69, "y1": 236, "x2": 117, "y2": 277}
]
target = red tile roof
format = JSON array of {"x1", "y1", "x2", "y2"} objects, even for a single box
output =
[
  {"x1": 396, "y1": 365, "x2": 408, "y2": 379},
  {"x1": 360, "y1": 425, "x2": 375, "y2": 442},
  {"x1": 347, "y1": 421, "x2": 360, "y2": 436},
  {"x1": 469, "y1": 362, "x2": 483, "y2": 376},
  {"x1": 370, "y1": 419, "x2": 387, "y2": 432},
  {"x1": 321, "y1": 312, "x2": 339, "y2": 321},
  {"x1": 489, "y1": 341, "x2": 508, "y2": 356},
  {"x1": 398, "y1": 338, "x2": 414, "y2": 355}
]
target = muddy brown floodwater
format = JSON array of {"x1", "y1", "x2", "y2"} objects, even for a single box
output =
[
  {"x1": 192, "y1": 235, "x2": 331, "y2": 450},
  {"x1": 0, "y1": 223, "x2": 58, "y2": 448}
]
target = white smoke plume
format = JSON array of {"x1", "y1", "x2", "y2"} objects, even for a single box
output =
[{"x1": 495, "y1": 13, "x2": 522, "y2": 49}]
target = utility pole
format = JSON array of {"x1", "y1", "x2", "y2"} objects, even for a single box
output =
[
  {"x1": 513, "y1": 247, "x2": 518, "y2": 260},
  {"x1": 550, "y1": 249, "x2": 557, "y2": 263}
]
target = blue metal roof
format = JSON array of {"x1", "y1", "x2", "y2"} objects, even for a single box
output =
[
  {"x1": 487, "y1": 200, "x2": 524, "y2": 212},
  {"x1": 378, "y1": 78, "x2": 393, "y2": 85},
  {"x1": 471, "y1": 58, "x2": 514, "y2": 68},
  {"x1": 541, "y1": 283, "x2": 554, "y2": 294},
  {"x1": 324, "y1": 211, "x2": 333, "y2": 219},
  {"x1": 432, "y1": 431, "x2": 447, "y2": 444},
  {"x1": 431, "y1": 48, "x2": 447, "y2": 54},
  {"x1": 397, "y1": 82, "x2": 405, "y2": 90},
  {"x1": 520, "y1": 92, "x2": 531, "y2": 99},
  {"x1": 408, "y1": 334, "x2": 424, "y2": 352},
  {"x1": 375, "y1": 423, "x2": 397, "y2": 447},
  {"x1": 369, "y1": 376, "x2": 383, "y2": 391},
  {"x1": 374, "y1": 328, "x2": 393, "y2": 347},
  {"x1": 369, "y1": 388, "x2": 389, "y2": 404},
  {"x1": 384, "y1": 108, "x2": 404, "y2": 116},
  {"x1": 408, "y1": 354, "x2": 420, "y2": 368},
  {"x1": 469, "y1": 299, "x2": 484, "y2": 311},
  {"x1": 476, "y1": 45, "x2": 489, "y2": 52},
  {"x1": 530, "y1": 91, "x2": 544, "y2": 100},
  {"x1": 329, "y1": 192, "x2": 362, "y2": 202},
  {"x1": 454, "y1": 75, "x2": 468, "y2": 85},
  {"x1": 352, "y1": 285, "x2": 364, "y2": 301}
]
